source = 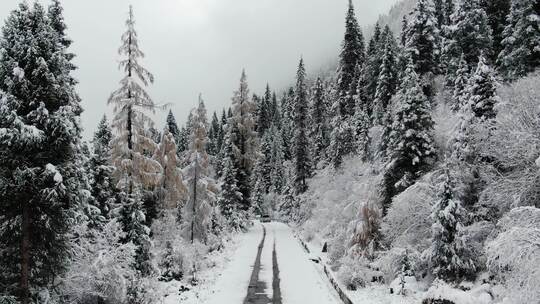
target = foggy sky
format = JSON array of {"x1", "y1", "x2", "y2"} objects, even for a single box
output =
[{"x1": 0, "y1": 0, "x2": 400, "y2": 139}]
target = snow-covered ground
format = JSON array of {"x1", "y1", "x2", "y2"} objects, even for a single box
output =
[
  {"x1": 162, "y1": 221, "x2": 342, "y2": 304},
  {"x1": 269, "y1": 222, "x2": 341, "y2": 304}
]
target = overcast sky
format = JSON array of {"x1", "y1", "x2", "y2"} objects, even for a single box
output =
[{"x1": 0, "y1": 0, "x2": 399, "y2": 139}]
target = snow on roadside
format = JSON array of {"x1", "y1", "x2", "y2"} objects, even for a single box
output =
[
  {"x1": 269, "y1": 222, "x2": 341, "y2": 304},
  {"x1": 200, "y1": 223, "x2": 264, "y2": 304}
]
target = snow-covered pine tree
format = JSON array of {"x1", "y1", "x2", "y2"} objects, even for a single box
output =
[
  {"x1": 47, "y1": 0, "x2": 75, "y2": 75},
  {"x1": 352, "y1": 102, "x2": 372, "y2": 161},
  {"x1": 258, "y1": 131, "x2": 274, "y2": 192},
  {"x1": 0, "y1": 3, "x2": 84, "y2": 301},
  {"x1": 250, "y1": 162, "x2": 267, "y2": 216},
  {"x1": 269, "y1": 127, "x2": 286, "y2": 194},
  {"x1": 182, "y1": 98, "x2": 217, "y2": 243},
  {"x1": 481, "y1": 0, "x2": 511, "y2": 62},
  {"x1": 433, "y1": 0, "x2": 446, "y2": 29},
  {"x1": 336, "y1": 0, "x2": 365, "y2": 118},
  {"x1": 154, "y1": 128, "x2": 187, "y2": 210},
  {"x1": 257, "y1": 84, "x2": 272, "y2": 134},
  {"x1": 218, "y1": 126, "x2": 246, "y2": 230},
  {"x1": 90, "y1": 115, "x2": 117, "y2": 219},
  {"x1": 442, "y1": 0, "x2": 493, "y2": 79},
  {"x1": 280, "y1": 88, "x2": 295, "y2": 161},
  {"x1": 497, "y1": 0, "x2": 540, "y2": 80},
  {"x1": 451, "y1": 54, "x2": 469, "y2": 112},
  {"x1": 429, "y1": 167, "x2": 475, "y2": 282},
  {"x1": 108, "y1": 5, "x2": 161, "y2": 276},
  {"x1": 108, "y1": 6, "x2": 161, "y2": 194},
  {"x1": 360, "y1": 22, "x2": 383, "y2": 110},
  {"x1": 373, "y1": 28, "x2": 398, "y2": 123},
  {"x1": 309, "y1": 77, "x2": 329, "y2": 163},
  {"x1": 468, "y1": 54, "x2": 499, "y2": 120},
  {"x1": 381, "y1": 60, "x2": 436, "y2": 215},
  {"x1": 229, "y1": 70, "x2": 258, "y2": 211},
  {"x1": 403, "y1": 0, "x2": 441, "y2": 75},
  {"x1": 208, "y1": 111, "x2": 222, "y2": 156},
  {"x1": 293, "y1": 58, "x2": 312, "y2": 194},
  {"x1": 178, "y1": 125, "x2": 189, "y2": 154},
  {"x1": 166, "y1": 109, "x2": 181, "y2": 148}
]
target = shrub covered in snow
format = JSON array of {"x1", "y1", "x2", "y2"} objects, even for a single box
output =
[
  {"x1": 382, "y1": 173, "x2": 437, "y2": 251},
  {"x1": 485, "y1": 206, "x2": 540, "y2": 304}
]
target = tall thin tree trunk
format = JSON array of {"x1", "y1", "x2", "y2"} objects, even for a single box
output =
[
  {"x1": 20, "y1": 202, "x2": 30, "y2": 304},
  {"x1": 191, "y1": 156, "x2": 198, "y2": 244}
]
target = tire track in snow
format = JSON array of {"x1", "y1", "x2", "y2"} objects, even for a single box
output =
[{"x1": 244, "y1": 225, "x2": 271, "y2": 304}]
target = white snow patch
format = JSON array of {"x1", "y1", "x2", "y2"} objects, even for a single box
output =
[
  {"x1": 45, "y1": 163, "x2": 63, "y2": 183},
  {"x1": 13, "y1": 66, "x2": 24, "y2": 80}
]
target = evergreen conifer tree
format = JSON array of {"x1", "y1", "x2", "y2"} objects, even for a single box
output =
[
  {"x1": 0, "y1": 3, "x2": 84, "y2": 301},
  {"x1": 451, "y1": 54, "x2": 470, "y2": 112},
  {"x1": 309, "y1": 77, "x2": 329, "y2": 163},
  {"x1": 429, "y1": 168, "x2": 475, "y2": 282},
  {"x1": 218, "y1": 127, "x2": 246, "y2": 230},
  {"x1": 442, "y1": 0, "x2": 493, "y2": 78},
  {"x1": 497, "y1": 0, "x2": 540, "y2": 79},
  {"x1": 90, "y1": 115, "x2": 117, "y2": 219},
  {"x1": 403, "y1": 0, "x2": 441, "y2": 75},
  {"x1": 381, "y1": 60, "x2": 436, "y2": 215},
  {"x1": 229, "y1": 70, "x2": 258, "y2": 211},
  {"x1": 468, "y1": 55, "x2": 499, "y2": 120},
  {"x1": 293, "y1": 58, "x2": 312, "y2": 194}
]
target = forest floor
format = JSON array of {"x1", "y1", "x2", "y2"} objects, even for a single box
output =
[{"x1": 187, "y1": 221, "x2": 342, "y2": 304}]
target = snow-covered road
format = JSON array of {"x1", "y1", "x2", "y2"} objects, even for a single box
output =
[{"x1": 203, "y1": 222, "x2": 341, "y2": 304}]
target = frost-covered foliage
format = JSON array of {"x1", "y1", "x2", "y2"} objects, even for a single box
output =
[
  {"x1": 485, "y1": 207, "x2": 540, "y2": 304},
  {"x1": 382, "y1": 173, "x2": 437, "y2": 250},
  {"x1": 300, "y1": 157, "x2": 381, "y2": 264},
  {"x1": 108, "y1": 6, "x2": 162, "y2": 193},
  {"x1": 154, "y1": 129, "x2": 187, "y2": 210},
  {"x1": 182, "y1": 99, "x2": 218, "y2": 244},
  {"x1": 60, "y1": 220, "x2": 136, "y2": 304},
  {"x1": 476, "y1": 74, "x2": 540, "y2": 217}
]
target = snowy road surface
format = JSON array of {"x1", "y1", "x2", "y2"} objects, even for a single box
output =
[{"x1": 203, "y1": 222, "x2": 341, "y2": 304}]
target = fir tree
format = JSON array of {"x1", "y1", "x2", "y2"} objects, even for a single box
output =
[
  {"x1": 229, "y1": 70, "x2": 258, "y2": 211},
  {"x1": 381, "y1": 60, "x2": 436, "y2": 215},
  {"x1": 166, "y1": 109, "x2": 181, "y2": 147},
  {"x1": 257, "y1": 84, "x2": 272, "y2": 134},
  {"x1": 403, "y1": 0, "x2": 441, "y2": 75},
  {"x1": 429, "y1": 168, "x2": 475, "y2": 282},
  {"x1": 451, "y1": 54, "x2": 469, "y2": 112},
  {"x1": 293, "y1": 58, "x2": 312, "y2": 194},
  {"x1": 218, "y1": 127, "x2": 246, "y2": 230},
  {"x1": 208, "y1": 111, "x2": 221, "y2": 156},
  {"x1": 90, "y1": 115, "x2": 117, "y2": 219},
  {"x1": 481, "y1": 0, "x2": 511, "y2": 62},
  {"x1": 269, "y1": 127, "x2": 286, "y2": 194},
  {"x1": 336, "y1": 0, "x2": 365, "y2": 118},
  {"x1": 182, "y1": 98, "x2": 216, "y2": 243},
  {"x1": 352, "y1": 103, "x2": 372, "y2": 161},
  {"x1": 0, "y1": 3, "x2": 85, "y2": 301},
  {"x1": 497, "y1": 0, "x2": 540, "y2": 80},
  {"x1": 468, "y1": 55, "x2": 499, "y2": 120},
  {"x1": 280, "y1": 88, "x2": 295, "y2": 161},
  {"x1": 309, "y1": 77, "x2": 329, "y2": 163},
  {"x1": 117, "y1": 192, "x2": 153, "y2": 276},
  {"x1": 442, "y1": 0, "x2": 493, "y2": 78},
  {"x1": 373, "y1": 29, "x2": 398, "y2": 123}
]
